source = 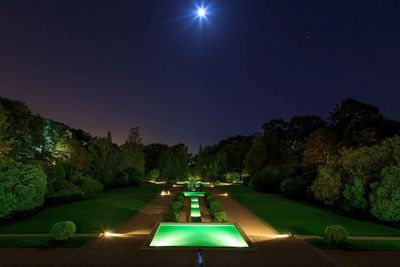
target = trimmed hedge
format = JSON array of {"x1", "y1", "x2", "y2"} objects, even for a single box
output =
[
  {"x1": 165, "y1": 210, "x2": 180, "y2": 222},
  {"x1": 171, "y1": 200, "x2": 184, "y2": 212},
  {"x1": 50, "y1": 221, "x2": 76, "y2": 241},
  {"x1": 209, "y1": 201, "x2": 223, "y2": 212},
  {"x1": 206, "y1": 196, "x2": 216, "y2": 206},
  {"x1": 212, "y1": 211, "x2": 228, "y2": 223},
  {"x1": 175, "y1": 195, "x2": 185, "y2": 203}
]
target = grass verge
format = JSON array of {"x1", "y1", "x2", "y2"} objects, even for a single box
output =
[
  {"x1": 0, "y1": 185, "x2": 163, "y2": 234},
  {"x1": 221, "y1": 185, "x2": 400, "y2": 237}
]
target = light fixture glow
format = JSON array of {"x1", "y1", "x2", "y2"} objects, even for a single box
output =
[
  {"x1": 197, "y1": 7, "x2": 206, "y2": 17},
  {"x1": 103, "y1": 231, "x2": 113, "y2": 237}
]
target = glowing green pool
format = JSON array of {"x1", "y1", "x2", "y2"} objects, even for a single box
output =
[
  {"x1": 191, "y1": 202, "x2": 199, "y2": 208},
  {"x1": 184, "y1": 192, "x2": 205, "y2": 197},
  {"x1": 191, "y1": 207, "x2": 201, "y2": 217},
  {"x1": 149, "y1": 223, "x2": 249, "y2": 248}
]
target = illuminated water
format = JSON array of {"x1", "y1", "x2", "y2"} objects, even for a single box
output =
[{"x1": 149, "y1": 223, "x2": 249, "y2": 247}]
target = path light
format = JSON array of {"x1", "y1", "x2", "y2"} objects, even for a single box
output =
[
  {"x1": 102, "y1": 231, "x2": 127, "y2": 238},
  {"x1": 224, "y1": 193, "x2": 228, "y2": 196},
  {"x1": 103, "y1": 231, "x2": 113, "y2": 237}
]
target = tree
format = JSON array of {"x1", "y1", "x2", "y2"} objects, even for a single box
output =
[
  {"x1": 288, "y1": 116, "x2": 326, "y2": 158},
  {"x1": 144, "y1": 143, "x2": 169, "y2": 173},
  {"x1": 159, "y1": 146, "x2": 189, "y2": 182},
  {"x1": 213, "y1": 135, "x2": 252, "y2": 174},
  {"x1": 87, "y1": 132, "x2": 121, "y2": 187},
  {"x1": 0, "y1": 106, "x2": 11, "y2": 161},
  {"x1": 263, "y1": 116, "x2": 326, "y2": 160},
  {"x1": 330, "y1": 99, "x2": 400, "y2": 148},
  {"x1": 342, "y1": 179, "x2": 368, "y2": 212},
  {"x1": 148, "y1": 169, "x2": 160, "y2": 181},
  {"x1": 244, "y1": 133, "x2": 268, "y2": 177},
  {"x1": 120, "y1": 127, "x2": 145, "y2": 172},
  {"x1": 0, "y1": 160, "x2": 47, "y2": 218},
  {"x1": 340, "y1": 143, "x2": 392, "y2": 184},
  {"x1": 42, "y1": 119, "x2": 73, "y2": 163},
  {"x1": 212, "y1": 150, "x2": 228, "y2": 179},
  {"x1": 370, "y1": 166, "x2": 400, "y2": 222},
  {"x1": 0, "y1": 97, "x2": 44, "y2": 160},
  {"x1": 304, "y1": 128, "x2": 337, "y2": 164},
  {"x1": 69, "y1": 139, "x2": 88, "y2": 170},
  {"x1": 311, "y1": 165, "x2": 342, "y2": 206}
]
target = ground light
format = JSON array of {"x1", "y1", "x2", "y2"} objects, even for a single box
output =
[{"x1": 102, "y1": 231, "x2": 127, "y2": 238}]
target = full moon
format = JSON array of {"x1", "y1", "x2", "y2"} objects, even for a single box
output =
[{"x1": 197, "y1": 8, "x2": 206, "y2": 17}]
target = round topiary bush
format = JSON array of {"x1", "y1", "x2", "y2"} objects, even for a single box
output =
[
  {"x1": 323, "y1": 225, "x2": 348, "y2": 246},
  {"x1": 50, "y1": 221, "x2": 76, "y2": 241},
  {"x1": 0, "y1": 160, "x2": 47, "y2": 219}
]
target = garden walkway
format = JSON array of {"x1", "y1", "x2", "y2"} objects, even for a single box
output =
[{"x1": 56, "y1": 187, "x2": 340, "y2": 267}]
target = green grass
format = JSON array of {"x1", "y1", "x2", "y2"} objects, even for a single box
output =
[
  {"x1": 308, "y1": 239, "x2": 400, "y2": 251},
  {"x1": 221, "y1": 185, "x2": 400, "y2": 236},
  {"x1": 0, "y1": 185, "x2": 163, "y2": 234},
  {"x1": 0, "y1": 236, "x2": 93, "y2": 248}
]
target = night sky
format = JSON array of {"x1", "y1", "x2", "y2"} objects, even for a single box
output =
[{"x1": 1, "y1": 1, "x2": 400, "y2": 151}]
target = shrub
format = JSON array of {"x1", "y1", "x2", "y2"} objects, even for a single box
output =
[
  {"x1": 70, "y1": 171, "x2": 104, "y2": 198},
  {"x1": 341, "y1": 144, "x2": 392, "y2": 184},
  {"x1": 370, "y1": 166, "x2": 400, "y2": 222},
  {"x1": 46, "y1": 182, "x2": 85, "y2": 205},
  {"x1": 224, "y1": 172, "x2": 240, "y2": 183},
  {"x1": 79, "y1": 176, "x2": 104, "y2": 198},
  {"x1": 115, "y1": 171, "x2": 129, "y2": 187},
  {"x1": 251, "y1": 165, "x2": 295, "y2": 193},
  {"x1": 311, "y1": 165, "x2": 342, "y2": 206},
  {"x1": 210, "y1": 201, "x2": 223, "y2": 212},
  {"x1": 342, "y1": 179, "x2": 368, "y2": 212},
  {"x1": 0, "y1": 160, "x2": 47, "y2": 219},
  {"x1": 323, "y1": 225, "x2": 348, "y2": 246},
  {"x1": 175, "y1": 195, "x2": 184, "y2": 203},
  {"x1": 171, "y1": 200, "x2": 183, "y2": 212},
  {"x1": 212, "y1": 211, "x2": 228, "y2": 223},
  {"x1": 126, "y1": 168, "x2": 144, "y2": 186},
  {"x1": 206, "y1": 196, "x2": 216, "y2": 206},
  {"x1": 280, "y1": 176, "x2": 309, "y2": 198},
  {"x1": 165, "y1": 210, "x2": 180, "y2": 222},
  {"x1": 45, "y1": 164, "x2": 66, "y2": 194},
  {"x1": 148, "y1": 169, "x2": 160, "y2": 182},
  {"x1": 50, "y1": 221, "x2": 76, "y2": 241}
]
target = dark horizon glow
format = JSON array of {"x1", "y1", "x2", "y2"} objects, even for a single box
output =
[{"x1": 1, "y1": 1, "x2": 399, "y2": 151}]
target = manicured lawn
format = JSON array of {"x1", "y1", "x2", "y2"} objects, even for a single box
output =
[
  {"x1": 0, "y1": 185, "x2": 163, "y2": 234},
  {"x1": 221, "y1": 185, "x2": 400, "y2": 237}
]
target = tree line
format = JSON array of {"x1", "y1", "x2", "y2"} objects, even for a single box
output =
[
  {"x1": 2, "y1": 96, "x2": 400, "y2": 224},
  {"x1": 0, "y1": 96, "x2": 190, "y2": 220},
  {"x1": 208, "y1": 99, "x2": 400, "y2": 224}
]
